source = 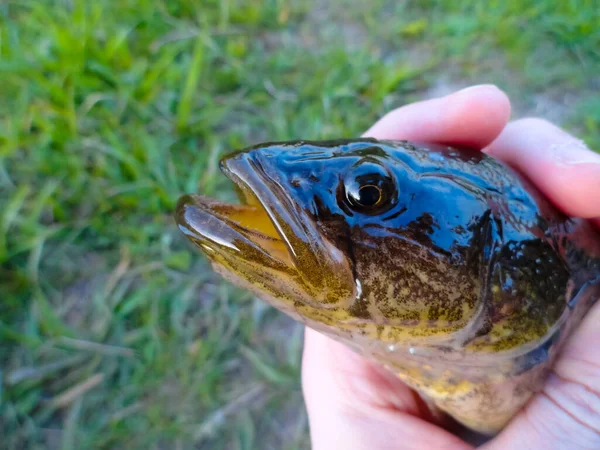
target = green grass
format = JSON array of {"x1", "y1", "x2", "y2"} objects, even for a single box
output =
[{"x1": 1, "y1": 0, "x2": 598, "y2": 448}]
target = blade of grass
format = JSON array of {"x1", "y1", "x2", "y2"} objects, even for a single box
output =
[
  {"x1": 50, "y1": 373, "x2": 104, "y2": 409},
  {"x1": 176, "y1": 36, "x2": 205, "y2": 130}
]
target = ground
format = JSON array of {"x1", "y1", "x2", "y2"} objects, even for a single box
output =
[{"x1": 1, "y1": 1, "x2": 599, "y2": 449}]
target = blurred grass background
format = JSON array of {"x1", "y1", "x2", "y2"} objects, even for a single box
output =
[{"x1": 0, "y1": 0, "x2": 598, "y2": 448}]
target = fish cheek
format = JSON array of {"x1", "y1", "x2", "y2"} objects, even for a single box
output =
[{"x1": 347, "y1": 227, "x2": 481, "y2": 336}]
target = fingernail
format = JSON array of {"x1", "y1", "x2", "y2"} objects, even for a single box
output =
[{"x1": 548, "y1": 139, "x2": 600, "y2": 166}]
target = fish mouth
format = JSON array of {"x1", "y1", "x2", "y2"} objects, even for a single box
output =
[
  {"x1": 175, "y1": 152, "x2": 356, "y2": 307},
  {"x1": 176, "y1": 193, "x2": 294, "y2": 273}
]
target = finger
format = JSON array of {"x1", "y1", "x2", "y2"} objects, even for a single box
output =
[
  {"x1": 484, "y1": 287, "x2": 600, "y2": 450},
  {"x1": 364, "y1": 84, "x2": 511, "y2": 149},
  {"x1": 302, "y1": 327, "x2": 425, "y2": 415},
  {"x1": 485, "y1": 118, "x2": 600, "y2": 222},
  {"x1": 302, "y1": 328, "x2": 473, "y2": 450}
]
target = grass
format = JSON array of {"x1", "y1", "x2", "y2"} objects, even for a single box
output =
[{"x1": 0, "y1": 0, "x2": 598, "y2": 448}]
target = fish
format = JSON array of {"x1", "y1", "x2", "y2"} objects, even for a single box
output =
[{"x1": 175, "y1": 138, "x2": 600, "y2": 435}]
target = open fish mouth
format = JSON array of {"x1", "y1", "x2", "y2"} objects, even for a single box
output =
[
  {"x1": 175, "y1": 151, "x2": 356, "y2": 306},
  {"x1": 175, "y1": 193, "x2": 294, "y2": 272}
]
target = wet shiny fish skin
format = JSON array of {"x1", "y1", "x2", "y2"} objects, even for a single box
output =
[{"x1": 175, "y1": 139, "x2": 600, "y2": 435}]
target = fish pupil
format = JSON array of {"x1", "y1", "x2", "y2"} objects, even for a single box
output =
[{"x1": 356, "y1": 185, "x2": 382, "y2": 206}]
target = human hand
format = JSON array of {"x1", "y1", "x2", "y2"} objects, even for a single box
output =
[{"x1": 302, "y1": 85, "x2": 600, "y2": 450}]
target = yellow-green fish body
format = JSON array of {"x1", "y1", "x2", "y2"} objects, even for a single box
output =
[{"x1": 175, "y1": 139, "x2": 600, "y2": 435}]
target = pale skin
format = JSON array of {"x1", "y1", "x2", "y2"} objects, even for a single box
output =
[{"x1": 302, "y1": 85, "x2": 600, "y2": 450}]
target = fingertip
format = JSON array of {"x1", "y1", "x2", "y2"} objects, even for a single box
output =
[
  {"x1": 364, "y1": 84, "x2": 511, "y2": 149},
  {"x1": 444, "y1": 85, "x2": 511, "y2": 148},
  {"x1": 486, "y1": 118, "x2": 600, "y2": 219}
]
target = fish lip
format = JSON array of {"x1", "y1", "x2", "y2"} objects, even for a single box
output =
[{"x1": 176, "y1": 151, "x2": 356, "y2": 307}]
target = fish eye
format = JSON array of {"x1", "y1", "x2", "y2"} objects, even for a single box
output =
[{"x1": 343, "y1": 163, "x2": 397, "y2": 214}]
